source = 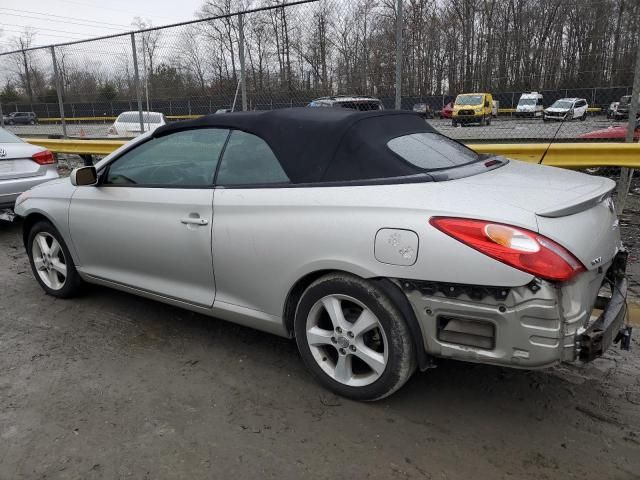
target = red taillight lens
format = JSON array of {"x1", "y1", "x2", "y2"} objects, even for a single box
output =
[
  {"x1": 32, "y1": 150, "x2": 55, "y2": 165},
  {"x1": 429, "y1": 217, "x2": 585, "y2": 282}
]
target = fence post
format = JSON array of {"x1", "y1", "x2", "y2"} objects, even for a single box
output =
[
  {"x1": 395, "y1": 0, "x2": 403, "y2": 110},
  {"x1": 50, "y1": 46, "x2": 67, "y2": 138},
  {"x1": 0, "y1": 102, "x2": 4, "y2": 127},
  {"x1": 615, "y1": 34, "x2": 640, "y2": 216},
  {"x1": 130, "y1": 33, "x2": 145, "y2": 133},
  {"x1": 238, "y1": 13, "x2": 247, "y2": 112}
]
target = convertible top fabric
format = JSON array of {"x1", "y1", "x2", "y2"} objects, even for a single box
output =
[{"x1": 153, "y1": 107, "x2": 436, "y2": 184}]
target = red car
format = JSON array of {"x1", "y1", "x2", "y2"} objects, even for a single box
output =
[
  {"x1": 579, "y1": 120, "x2": 640, "y2": 140},
  {"x1": 439, "y1": 102, "x2": 453, "y2": 119}
]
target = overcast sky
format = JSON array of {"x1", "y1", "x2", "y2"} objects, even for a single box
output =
[{"x1": 0, "y1": 0, "x2": 204, "y2": 50}]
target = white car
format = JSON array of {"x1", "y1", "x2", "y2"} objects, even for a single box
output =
[
  {"x1": 515, "y1": 92, "x2": 544, "y2": 117},
  {"x1": 107, "y1": 111, "x2": 167, "y2": 137},
  {"x1": 543, "y1": 98, "x2": 588, "y2": 122}
]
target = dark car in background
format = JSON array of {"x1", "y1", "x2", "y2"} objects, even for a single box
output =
[
  {"x1": 614, "y1": 94, "x2": 639, "y2": 120},
  {"x1": 308, "y1": 95, "x2": 383, "y2": 111},
  {"x1": 3, "y1": 112, "x2": 38, "y2": 125},
  {"x1": 412, "y1": 103, "x2": 434, "y2": 118}
]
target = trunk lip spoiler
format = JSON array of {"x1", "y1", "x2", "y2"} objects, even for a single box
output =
[{"x1": 536, "y1": 179, "x2": 616, "y2": 218}]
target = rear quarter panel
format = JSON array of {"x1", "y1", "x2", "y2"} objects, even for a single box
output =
[{"x1": 212, "y1": 183, "x2": 534, "y2": 317}]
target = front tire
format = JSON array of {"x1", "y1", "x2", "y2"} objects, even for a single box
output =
[
  {"x1": 294, "y1": 273, "x2": 416, "y2": 401},
  {"x1": 27, "y1": 221, "x2": 84, "y2": 298}
]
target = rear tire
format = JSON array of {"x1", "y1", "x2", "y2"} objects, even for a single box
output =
[
  {"x1": 580, "y1": 112, "x2": 587, "y2": 121},
  {"x1": 27, "y1": 221, "x2": 84, "y2": 298},
  {"x1": 294, "y1": 273, "x2": 416, "y2": 401}
]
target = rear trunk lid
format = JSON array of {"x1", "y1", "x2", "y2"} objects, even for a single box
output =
[
  {"x1": 0, "y1": 144, "x2": 46, "y2": 181},
  {"x1": 454, "y1": 160, "x2": 621, "y2": 270}
]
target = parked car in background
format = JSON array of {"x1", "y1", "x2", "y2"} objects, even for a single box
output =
[
  {"x1": 451, "y1": 93, "x2": 493, "y2": 126},
  {"x1": 0, "y1": 128, "x2": 58, "y2": 210},
  {"x1": 607, "y1": 101, "x2": 619, "y2": 119},
  {"x1": 412, "y1": 103, "x2": 434, "y2": 119},
  {"x1": 579, "y1": 118, "x2": 640, "y2": 141},
  {"x1": 439, "y1": 102, "x2": 453, "y2": 119},
  {"x1": 3, "y1": 112, "x2": 38, "y2": 125},
  {"x1": 543, "y1": 98, "x2": 588, "y2": 122},
  {"x1": 515, "y1": 92, "x2": 544, "y2": 117},
  {"x1": 14, "y1": 108, "x2": 627, "y2": 401},
  {"x1": 308, "y1": 95, "x2": 383, "y2": 111},
  {"x1": 107, "y1": 111, "x2": 167, "y2": 137},
  {"x1": 613, "y1": 94, "x2": 639, "y2": 120}
]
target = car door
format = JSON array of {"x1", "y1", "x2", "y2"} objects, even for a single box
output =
[
  {"x1": 69, "y1": 127, "x2": 229, "y2": 306},
  {"x1": 574, "y1": 100, "x2": 586, "y2": 119},
  {"x1": 211, "y1": 129, "x2": 292, "y2": 314}
]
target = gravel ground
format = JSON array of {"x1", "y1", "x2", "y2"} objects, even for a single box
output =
[{"x1": 0, "y1": 156, "x2": 639, "y2": 479}]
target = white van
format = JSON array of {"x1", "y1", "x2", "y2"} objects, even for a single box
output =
[{"x1": 515, "y1": 92, "x2": 544, "y2": 117}]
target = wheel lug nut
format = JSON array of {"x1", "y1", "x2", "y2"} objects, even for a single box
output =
[
  {"x1": 331, "y1": 337, "x2": 337, "y2": 343},
  {"x1": 347, "y1": 331, "x2": 354, "y2": 338},
  {"x1": 339, "y1": 348, "x2": 346, "y2": 355},
  {"x1": 336, "y1": 327, "x2": 342, "y2": 333},
  {"x1": 349, "y1": 345, "x2": 356, "y2": 352}
]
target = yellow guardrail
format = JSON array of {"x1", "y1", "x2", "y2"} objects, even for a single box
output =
[{"x1": 22, "y1": 138, "x2": 640, "y2": 168}]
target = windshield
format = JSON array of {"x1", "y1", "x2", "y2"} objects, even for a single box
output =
[
  {"x1": 518, "y1": 98, "x2": 537, "y2": 106},
  {"x1": 455, "y1": 95, "x2": 483, "y2": 106},
  {"x1": 387, "y1": 132, "x2": 479, "y2": 170},
  {"x1": 0, "y1": 128, "x2": 22, "y2": 143},
  {"x1": 550, "y1": 100, "x2": 572, "y2": 109},
  {"x1": 117, "y1": 112, "x2": 163, "y2": 123}
]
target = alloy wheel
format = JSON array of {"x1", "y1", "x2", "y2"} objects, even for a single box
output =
[
  {"x1": 305, "y1": 294, "x2": 388, "y2": 387},
  {"x1": 32, "y1": 232, "x2": 67, "y2": 290}
]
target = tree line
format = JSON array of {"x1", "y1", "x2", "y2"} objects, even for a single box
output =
[{"x1": 0, "y1": 0, "x2": 637, "y2": 106}]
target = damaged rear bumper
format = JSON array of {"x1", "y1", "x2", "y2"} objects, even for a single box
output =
[{"x1": 397, "y1": 252, "x2": 628, "y2": 369}]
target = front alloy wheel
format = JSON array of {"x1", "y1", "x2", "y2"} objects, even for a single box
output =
[
  {"x1": 27, "y1": 220, "x2": 84, "y2": 298},
  {"x1": 295, "y1": 273, "x2": 416, "y2": 401},
  {"x1": 32, "y1": 232, "x2": 67, "y2": 290}
]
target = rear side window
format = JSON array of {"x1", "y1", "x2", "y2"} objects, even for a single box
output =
[
  {"x1": 216, "y1": 130, "x2": 289, "y2": 186},
  {"x1": 105, "y1": 128, "x2": 228, "y2": 186},
  {"x1": 387, "y1": 133, "x2": 478, "y2": 170}
]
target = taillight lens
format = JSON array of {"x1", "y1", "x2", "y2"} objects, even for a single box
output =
[
  {"x1": 32, "y1": 150, "x2": 55, "y2": 165},
  {"x1": 429, "y1": 217, "x2": 585, "y2": 282}
]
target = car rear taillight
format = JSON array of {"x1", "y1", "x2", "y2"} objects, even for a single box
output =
[
  {"x1": 32, "y1": 150, "x2": 56, "y2": 165},
  {"x1": 429, "y1": 217, "x2": 585, "y2": 282}
]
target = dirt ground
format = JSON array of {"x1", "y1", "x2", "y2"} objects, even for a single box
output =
[{"x1": 1, "y1": 162, "x2": 640, "y2": 479}]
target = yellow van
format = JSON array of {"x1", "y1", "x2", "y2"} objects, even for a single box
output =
[{"x1": 452, "y1": 93, "x2": 493, "y2": 126}]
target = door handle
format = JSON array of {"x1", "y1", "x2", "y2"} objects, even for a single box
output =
[{"x1": 180, "y1": 217, "x2": 209, "y2": 226}]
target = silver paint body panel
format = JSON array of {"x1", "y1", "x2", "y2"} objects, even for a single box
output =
[{"x1": 14, "y1": 131, "x2": 622, "y2": 367}]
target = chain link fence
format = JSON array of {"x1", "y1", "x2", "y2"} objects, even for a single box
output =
[{"x1": 0, "y1": 0, "x2": 638, "y2": 143}]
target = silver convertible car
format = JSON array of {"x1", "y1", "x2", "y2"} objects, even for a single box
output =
[{"x1": 15, "y1": 108, "x2": 628, "y2": 400}]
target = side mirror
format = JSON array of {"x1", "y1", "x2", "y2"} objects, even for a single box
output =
[{"x1": 71, "y1": 166, "x2": 98, "y2": 186}]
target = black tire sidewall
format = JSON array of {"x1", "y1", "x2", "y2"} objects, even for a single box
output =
[
  {"x1": 294, "y1": 274, "x2": 414, "y2": 401},
  {"x1": 27, "y1": 220, "x2": 82, "y2": 298}
]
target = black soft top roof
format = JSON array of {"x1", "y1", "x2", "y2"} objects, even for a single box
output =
[{"x1": 153, "y1": 107, "x2": 436, "y2": 184}]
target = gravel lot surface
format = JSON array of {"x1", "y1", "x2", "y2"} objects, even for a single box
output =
[{"x1": 0, "y1": 156, "x2": 639, "y2": 479}]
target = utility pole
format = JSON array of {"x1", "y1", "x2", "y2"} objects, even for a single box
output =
[
  {"x1": 130, "y1": 33, "x2": 145, "y2": 134},
  {"x1": 21, "y1": 50, "x2": 33, "y2": 104},
  {"x1": 615, "y1": 18, "x2": 640, "y2": 215},
  {"x1": 238, "y1": 13, "x2": 247, "y2": 111},
  {"x1": 395, "y1": 0, "x2": 403, "y2": 110},
  {"x1": 50, "y1": 46, "x2": 67, "y2": 138}
]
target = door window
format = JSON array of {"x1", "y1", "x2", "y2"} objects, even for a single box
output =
[
  {"x1": 105, "y1": 128, "x2": 229, "y2": 187},
  {"x1": 216, "y1": 130, "x2": 289, "y2": 186}
]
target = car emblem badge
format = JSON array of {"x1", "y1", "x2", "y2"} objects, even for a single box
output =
[
  {"x1": 0, "y1": 147, "x2": 6, "y2": 158},
  {"x1": 591, "y1": 256, "x2": 602, "y2": 266}
]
